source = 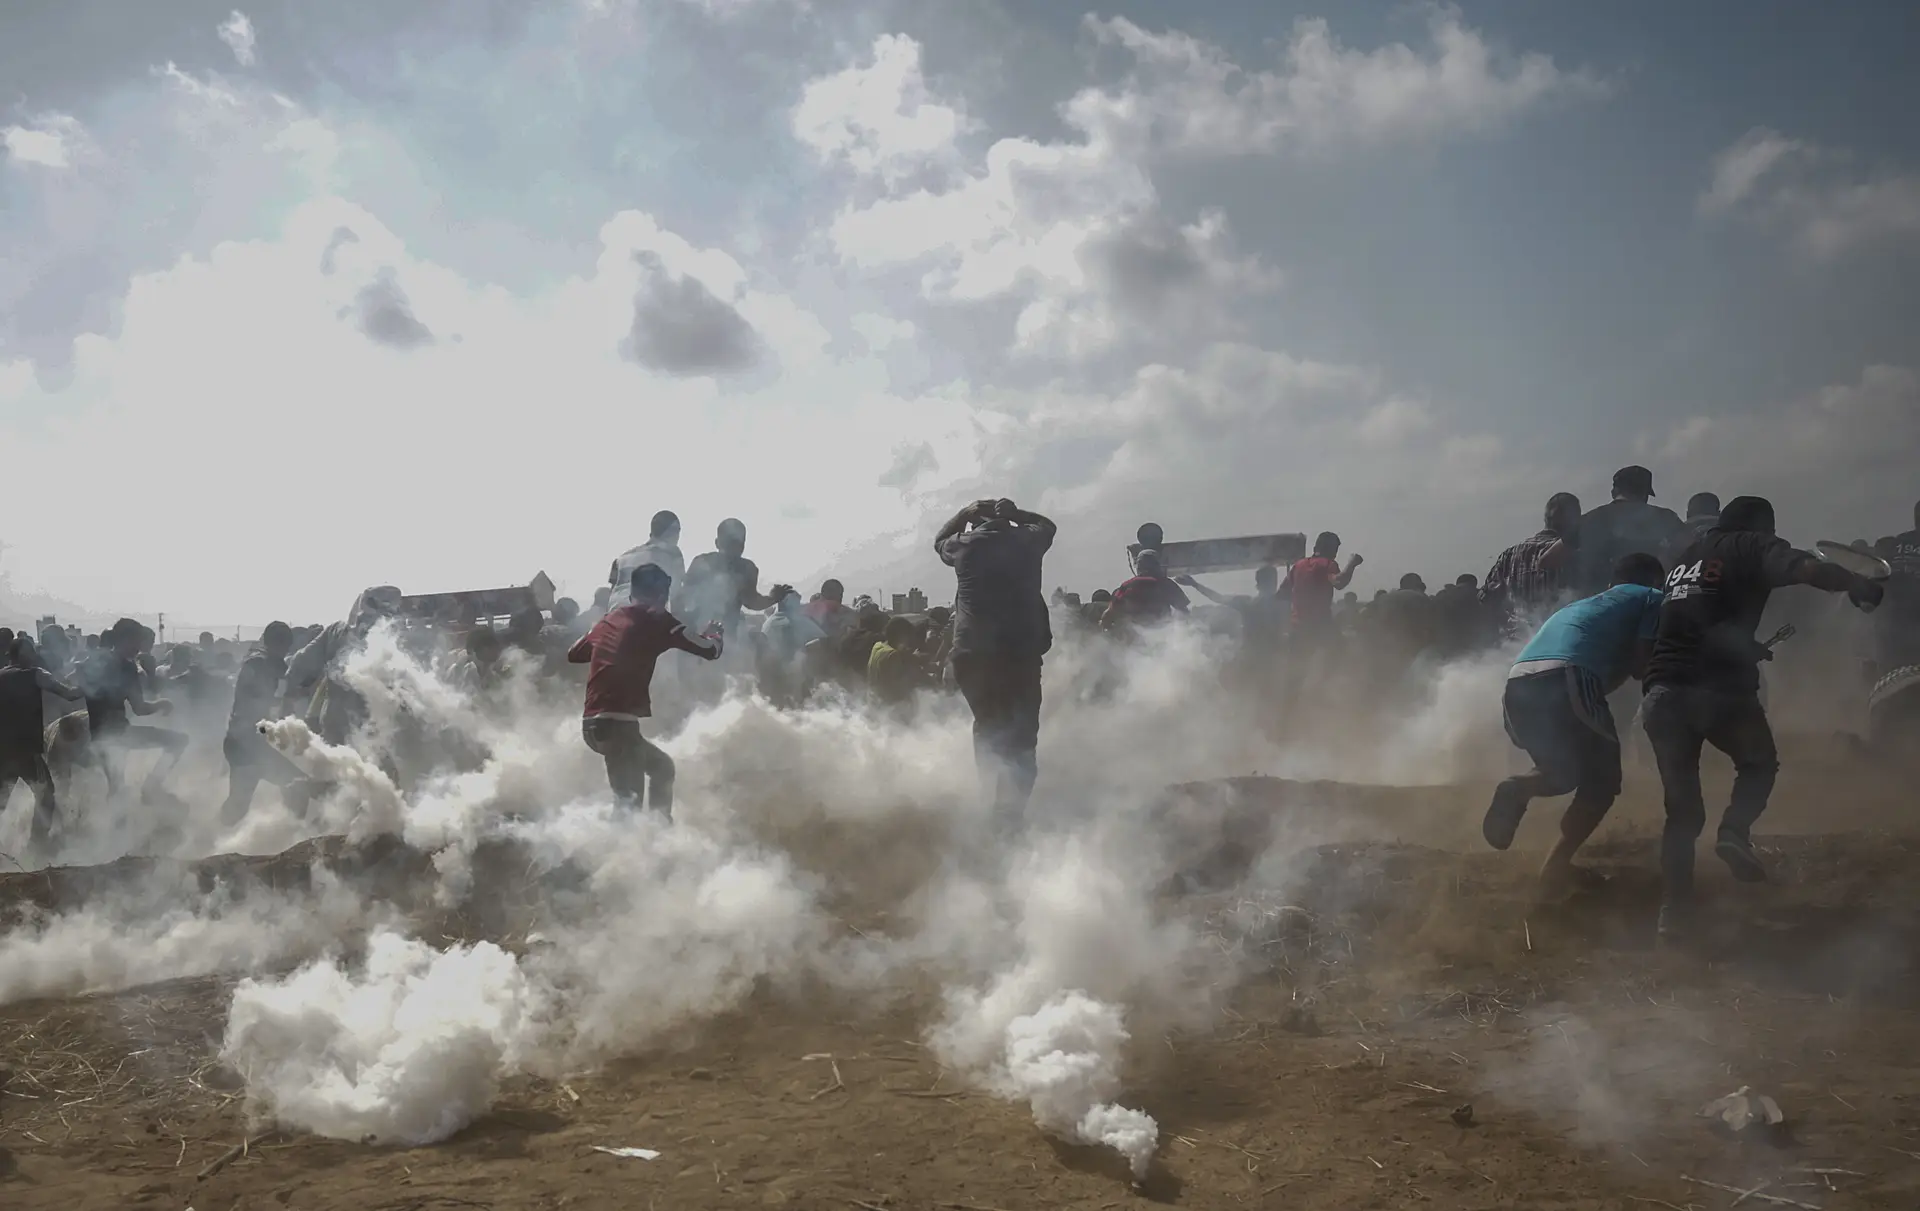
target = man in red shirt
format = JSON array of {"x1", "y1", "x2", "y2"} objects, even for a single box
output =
[
  {"x1": 1101, "y1": 550, "x2": 1191, "y2": 636},
  {"x1": 1285, "y1": 531, "x2": 1363, "y2": 637},
  {"x1": 568, "y1": 563, "x2": 720, "y2": 814}
]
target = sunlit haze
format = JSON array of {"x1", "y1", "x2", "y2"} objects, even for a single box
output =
[{"x1": 3, "y1": 0, "x2": 1916, "y2": 630}]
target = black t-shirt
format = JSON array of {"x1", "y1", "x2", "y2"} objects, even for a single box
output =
[
  {"x1": 0, "y1": 667, "x2": 46, "y2": 756},
  {"x1": 1645, "y1": 529, "x2": 1810, "y2": 693},
  {"x1": 938, "y1": 523, "x2": 1054, "y2": 660},
  {"x1": 78, "y1": 651, "x2": 143, "y2": 735},
  {"x1": 1577, "y1": 499, "x2": 1686, "y2": 592}
]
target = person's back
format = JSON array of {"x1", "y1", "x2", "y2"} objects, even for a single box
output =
[
  {"x1": 868, "y1": 618, "x2": 922, "y2": 704},
  {"x1": 1107, "y1": 566, "x2": 1189, "y2": 629},
  {"x1": 941, "y1": 520, "x2": 1054, "y2": 661},
  {"x1": 576, "y1": 601, "x2": 702, "y2": 721},
  {"x1": 1578, "y1": 470, "x2": 1684, "y2": 594},
  {"x1": 0, "y1": 664, "x2": 46, "y2": 756},
  {"x1": 227, "y1": 645, "x2": 287, "y2": 739},
  {"x1": 78, "y1": 648, "x2": 136, "y2": 735},
  {"x1": 1645, "y1": 526, "x2": 1805, "y2": 693},
  {"x1": 613, "y1": 538, "x2": 684, "y2": 593},
  {"x1": 1289, "y1": 555, "x2": 1342, "y2": 628},
  {"x1": 1517, "y1": 584, "x2": 1666, "y2": 690}
]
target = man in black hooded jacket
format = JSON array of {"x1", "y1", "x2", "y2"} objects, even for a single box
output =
[{"x1": 1642, "y1": 495, "x2": 1883, "y2": 936}]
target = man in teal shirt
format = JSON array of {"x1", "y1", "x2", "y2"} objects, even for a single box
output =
[{"x1": 1484, "y1": 552, "x2": 1667, "y2": 895}]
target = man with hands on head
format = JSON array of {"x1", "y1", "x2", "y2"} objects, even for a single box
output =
[{"x1": 935, "y1": 498, "x2": 1057, "y2": 823}]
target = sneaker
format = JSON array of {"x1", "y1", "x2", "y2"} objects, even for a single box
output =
[
  {"x1": 1714, "y1": 831, "x2": 1768, "y2": 884},
  {"x1": 1482, "y1": 782, "x2": 1529, "y2": 851},
  {"x1": 1655, "y1": 899, "x2": 1694, "y2": 943}
]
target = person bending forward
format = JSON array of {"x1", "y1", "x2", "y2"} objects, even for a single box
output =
[{"x1": 1483, "y1": 553, "x2": 1667, "y2": 896}]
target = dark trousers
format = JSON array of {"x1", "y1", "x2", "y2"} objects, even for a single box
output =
[
  {"x1": 1642, "y1": 684, "x2": 1779, "y2": 900},
  {"x1": 582, "y1": 716, "x2": 675, "y2": 813},
  {"x1": 97, "y1": 723, "x2": 189, "y2": 796},
  {"x1": 221, "y1": 732, "x2": 315, "y2": 824},
  {"x1": 1, "y1": 750, "x2": 58, "y2": 846},
  {"x1": 1498, "y1": 667, "x2": 1622, "y2": 838},
  {"x1": 951, "y1": 653, "x2": 1043, "y2": 819}
]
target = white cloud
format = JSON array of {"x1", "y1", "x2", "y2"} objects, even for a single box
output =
[
  {"x1": 1651, "y1": 364, "x2": 1920, "y2": 539},
  {"x1": 2, "y1": 114, "x2": 87, "y2": 169},
  {"x1": 1701, "y1": 127, "x2": 1920, "y2": 260},
  {"x1": 809, "y1": 11, "x2": 1588, "y2": 364},
  {"x1": 792, "y1": 34, "x2": 966, "y2": 181},
  {"x1": 1699, "y1": 127, "x2": 1807, "y2": 215},
  {"x1": 814, "y1": 39, "x2": 1274, "y2": 361},
  {"x1": 219, "y1": 11, "x2": 259, "y2": 67},
  {"x1": 1064, "y1": 8, "x2": 1606, "y2": 158}
]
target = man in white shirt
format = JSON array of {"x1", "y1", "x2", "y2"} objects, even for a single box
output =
[{"x1": 611, "y1": 510, "x2": 686, "y2": 594}]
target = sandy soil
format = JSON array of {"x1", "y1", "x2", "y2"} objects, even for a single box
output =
[{"x1": 3, "y1": 747, "x2": 1918, "y2": 1211}]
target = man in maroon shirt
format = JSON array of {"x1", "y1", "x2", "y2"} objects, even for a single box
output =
[
  {"x1": 568, "y1": 563, "x2": 720, "y2": 814},
  {"x1": 1101, "y1": 549, "x2": 1191, "y2": 636}
]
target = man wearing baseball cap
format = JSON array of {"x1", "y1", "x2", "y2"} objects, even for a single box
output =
[{"x1": 1575, "y1": 465, "x2": 1685, "y2": 596}]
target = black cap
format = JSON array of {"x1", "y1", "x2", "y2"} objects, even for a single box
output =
[{"x1": 1613, "y1": 465, "x2": 1656, "y2": 497}]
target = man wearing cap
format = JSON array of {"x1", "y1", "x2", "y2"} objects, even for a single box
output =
[{"x1": 1575, "y1": 467, "x2": 1685, "y2": 597}]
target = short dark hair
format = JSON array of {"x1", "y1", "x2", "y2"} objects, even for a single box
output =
[
  {"x1": 882, "y1": 615, "x2": 916, "y2": 644},
  {"x1": 1612, "y1": 552, "x2": 1666, "y2": 588},
  {"x1": 650, "y1": 510, "x2": 680, "y2": 537},
  {"x1": 1399, "y1": 573, "x2": 1425, "y2": 591},
  {"x1": 1545, "y1": 492, "x2": 1581, "y2": 528},
  {"x1": 1686, "y1": 492, "x2": 1720, "y2": 519},
  {"x1": 630, "y1": 562, "x2": 673, "y2": 598},
  {"x1": 1314, "y1": 531, "x2": 1340, "y2": 555},
  {"x1": 262, "y1": 621, "x2": 294, "y2": 647}
]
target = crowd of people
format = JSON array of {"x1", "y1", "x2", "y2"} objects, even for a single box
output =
[{"x1": 4, "y1": 465, "x2": 1918, "y2": 939}]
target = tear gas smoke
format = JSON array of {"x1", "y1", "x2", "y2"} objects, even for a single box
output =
[
  {"x1": 997, "y1": 993, "x2": 1157, "y2": 1179},
  {"x1": 0, "y1": 869, "x2": 371, "y2": 1004},
  {"x1": 221, "y1": 930, "x2": 543, "y2": 1145},
  {"x1": 1, "y1": 610, "x2": 1530, "y2": 1172}
]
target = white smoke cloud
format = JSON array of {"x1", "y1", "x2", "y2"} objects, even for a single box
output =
[{"x1": 222, "y1": 931, "x2": 541, "y2": 1144}]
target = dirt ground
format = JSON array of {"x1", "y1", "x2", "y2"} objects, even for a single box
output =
[{"x1": 4, "y1": 744, "x2": 1919, "y2": 1211}]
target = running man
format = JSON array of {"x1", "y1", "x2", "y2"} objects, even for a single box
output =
[
  {"x1": 568, "y1": 563, "x2": 721, "y2": 814},
  {"x1": 1642, "y1": 495, "x2": 1883, "y2": 937},
  {"x1": 1483, "y1": 553, "x2": 1667, "y2": 896},
  {"x1": 0, "y1": 634, "x2": 84, "y2": 854}
]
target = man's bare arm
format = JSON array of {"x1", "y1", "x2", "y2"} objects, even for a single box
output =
[{"x1": 33, "y1": 669, "x2": 83, "y2": 700}]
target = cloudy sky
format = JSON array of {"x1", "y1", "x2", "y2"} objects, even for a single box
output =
[{"x1": 3, "y1": 0, "x2": 1917, "y2": 628}]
